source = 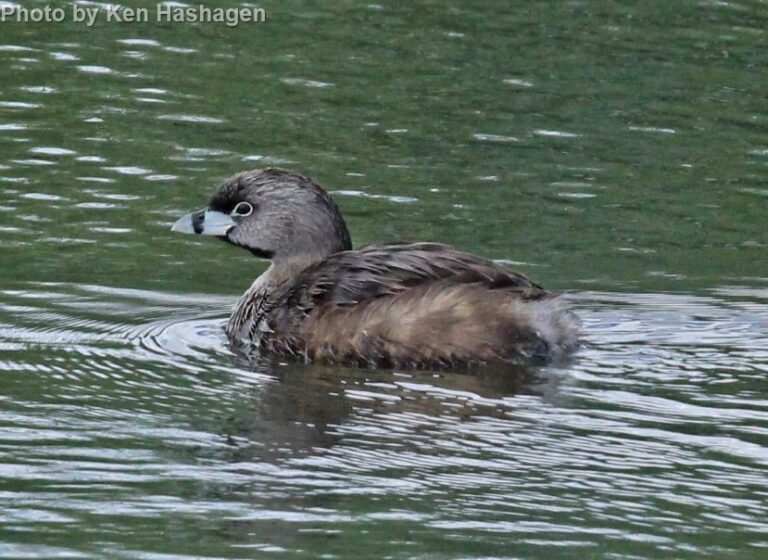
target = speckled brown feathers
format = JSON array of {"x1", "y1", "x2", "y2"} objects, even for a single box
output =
[
  {"x1": 300, "y1": 276, "x2": 557, "y2": 368},
  {"x1": 227, "y1": 242, "x2": 579, "y2": 368}
]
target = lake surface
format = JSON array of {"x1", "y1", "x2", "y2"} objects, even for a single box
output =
[{"x1": 1, "y1": 1, "x2": 767, "y2": 558}]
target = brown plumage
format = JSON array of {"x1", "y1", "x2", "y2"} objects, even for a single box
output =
[{"x1": 172, "y1": 168, "x2": 580, "y2": 369}]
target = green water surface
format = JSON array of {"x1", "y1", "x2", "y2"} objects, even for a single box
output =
[{"x1": 0, "y1": 1, "x2": 767, "y2": 559}]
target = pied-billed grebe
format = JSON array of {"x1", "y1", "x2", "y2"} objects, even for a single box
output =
[{"x1": 172, "y1": 168, "x2": 580, "y2": 368}]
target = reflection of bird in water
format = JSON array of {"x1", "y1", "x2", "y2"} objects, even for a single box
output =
[
  {"x1": 220, "y1": 350, "x2": 564, "y2": 464},
  {"x1": 211, "y1": 354, "x2": 565, "y2": 551},
  {"x1": 173, "y1": 168, "x2": 580, "y2": 368}
]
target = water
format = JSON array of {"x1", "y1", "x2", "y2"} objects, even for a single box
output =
[{"x1": 1, "y1": 1, "x2": 767, "y2": 558}]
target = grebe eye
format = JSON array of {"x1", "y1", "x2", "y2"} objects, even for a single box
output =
[{"x1": 232, "y1": 202, "x2": 253, "y2": 217}]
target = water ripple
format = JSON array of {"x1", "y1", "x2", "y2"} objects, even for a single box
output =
[{"x1": 2, "y1": 284, "x2": 765, "y2": 560}]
